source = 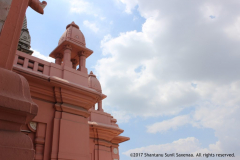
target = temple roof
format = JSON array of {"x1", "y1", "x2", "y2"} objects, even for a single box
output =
[
  {"x1": 88, "y1": 71, "x2": 102, "y2": 93},
  {"x1": 50, "y1": 22, "x2": 93, "y2": 61},
  {"x1": 58, "y1": 21, "x2": 86, "y2": 47}
]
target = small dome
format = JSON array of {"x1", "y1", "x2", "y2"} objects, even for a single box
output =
[
  {"x1": 58, "y1": 21, "x2": 86, "y2": 47},
  {"x1": 88, "y1": 71, "x2": 102, "y2": 93}
]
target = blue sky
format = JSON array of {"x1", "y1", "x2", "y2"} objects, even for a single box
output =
[{"x1": 27, "y1": 0, "x2": 240, "y2": 159}]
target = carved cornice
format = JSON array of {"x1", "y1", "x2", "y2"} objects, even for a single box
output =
[
  {"x1": 60, "y1": 88, "x2": 99, "y2": 110},
  {"x1": 54, "y1": 103, "x2": 90, "y2": 118},
  {"x1": 93, "y1": 139, "x2": 113, "y2": 147},
  {"x1": 54, "y1": 87, "x2": 62, "y2": 103},
  {"x1": 89, "y1": 121, "x2": 123, "y2": 144},
  {"x1": 13, "y1": 66, "x2": 103, "y2": 111},
  {"x1": 111, "y1": 136, "x2": 130, "y2": 145}
]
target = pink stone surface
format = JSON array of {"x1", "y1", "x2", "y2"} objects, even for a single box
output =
[
  {"x1": 0, "y1": 0, "x2": 47, "y2": 159},
  {"x1": 88, "y1": 71, "x2": 102, "y2": 93},
  {"x1": 0, "y1": 2, "x2": 129, "y2": 158},
  {"x1": 0, "y1": 131, "x2": 35, "y2": 160},
  {"x1": 59, "y1": 22, "x2": 86, "y2": 47}
]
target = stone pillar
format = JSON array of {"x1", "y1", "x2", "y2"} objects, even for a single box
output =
[
  {"x1": 0, "y1": 0, "x2": 12, "y2": 34},
  {"x1": 0, "y1": 0, "x2": 47, "y2": 159},
  {"x1": 98, "y1": 100, "x2": 103, "y2": 111},
  {"x1": 77, "y1": 51, "x2": 88, "y2": 73},
  {"x1": 0, "y1": 0, "x2": 29, "y2": 70},
  {"x1": 34, "y1": 123, "x2": 46, "y2": 160},
  {"x1": 51, "y1": 87, "x2": 94, "y2": 160},
  {"x1": 71, "y1": 59, "x2": 77, "y2": 69},
  {"x1": 55, "y1": 53, "x2": 63, "y2": 65},
  {"x1": 0, "y1": 68, "x2": 38, "y2": 160},
  {"x1": 63, "y1": 45, "x2": 72, "y2": 68},
  {"x1": 0, "y1": 0, "x2": 47, "y2": 70}
]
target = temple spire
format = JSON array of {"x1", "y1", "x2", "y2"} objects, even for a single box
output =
[{"x1": 17, "y1": 15, "x2": 33, "y2": 55}]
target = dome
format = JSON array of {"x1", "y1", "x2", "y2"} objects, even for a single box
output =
[
  {"x1": 58, "y1": 21, "x2": 86, "y2": 47},
  {"x1": 88, "y1": 71, "x2": 102, "y2": 93}
]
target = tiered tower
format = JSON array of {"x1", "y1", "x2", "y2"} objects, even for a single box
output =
[{"x1": 18, "y1": 16, "x2": 34, "y2": 55}]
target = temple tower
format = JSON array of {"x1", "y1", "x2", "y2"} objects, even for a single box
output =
[
  {"x1": 50, "y1": 21, "x2": 92, "y2": 73},
  {"x1": 18, "y1": 16, "x2": 34, "y2": 55}
]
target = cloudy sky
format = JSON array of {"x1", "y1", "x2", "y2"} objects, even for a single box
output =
[{"x1": 27, "y1": 0, "x2": 240, "y2": 159}]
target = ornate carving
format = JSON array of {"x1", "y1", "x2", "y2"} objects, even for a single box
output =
[
  {"x1": 55, "y1": 53, "x2": 63, "y2": 59},
  {"x1": 55, "y1": 53, "x2": 63, "y2": 65},
  {"x1": 77, "y1": 51, "x2": 86, "y2": 57},
  {"x1": 64, "y1": 44, "x2": 72, "y2": 50}
]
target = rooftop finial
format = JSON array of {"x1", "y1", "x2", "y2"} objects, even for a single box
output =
[
  {"x1": 89, "y1": 71, "x2": 96, "y2": 77},
  {"x1": 66, "y1": 21, "x2": 79, "y2": 29}
]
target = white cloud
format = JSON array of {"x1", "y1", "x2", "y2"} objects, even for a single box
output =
[
  {"x1": 83, "y1": 20, "x2": 99, "y2": 33},
  {"x1": 123, "y1": 137, "x2": 239, "y2": 160},
  {"x1": 117, "y1": 0, "x2": 138, "y2": 14},
  {"x1": 32, "y1": 49, "x2": 55, "y2": 63},
  {"x1": 67, "y1": 0, "x2": 106, "y2": 22},
  {"x1": 123, "y1": 137, "x2": 215, "y2": 160},
  {"x1": 225, "y1": 17, "x2": 240, "y2": 40},
  {"x1": 110, "y1": 111, "x2": 132, "y2": 123},
  {"x1": 68, "y1": 0, "x2": 93, "y2": 15},
  {"x1": 96, "y1": 0, "x2": 240, "y2": 156},
  {"x1": 97, "y1": 0, "x2": 240, "y2": 118},
  {"x1": 147, "y1": 115, "x2": 191, "y2": 134}
]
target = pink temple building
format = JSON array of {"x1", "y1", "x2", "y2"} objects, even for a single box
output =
[{"x1": 0, "y1": 0, "x2": 129, "y2": 160}]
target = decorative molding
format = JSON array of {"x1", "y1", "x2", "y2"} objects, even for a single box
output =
[
  {"x1": 111, "y1": 136, "x2": 130, "y2": 144},
  {"x1": 34, "y1": 123, "x2": 47, "y2": 160},
  {"x1": 89, "y1": 121, "x2": 123, "y2": 146},
  {"x1": 61, "y1": 103, "x2": 90, "y2": 118},
  {"x1": 54, "y1": 87, "x2": 62, "y2": 103}
]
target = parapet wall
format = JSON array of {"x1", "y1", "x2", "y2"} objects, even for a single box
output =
[{"x1": 14, "y1": 50, "x2": 88, "y2": 87}]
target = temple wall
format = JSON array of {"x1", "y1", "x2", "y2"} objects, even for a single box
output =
[
  {"x1": 90, "y1": 110, "x2": 112, "y2": 125},
  {"x1": 13, "y1": 50, "x2": 129, "y2": 160},
  {"x1": 32, "y1": 98, "x2": 55, "y2": 160},
  {"x1": 21, "y1": 98, "x2": 55, "y2": 160},
  {"x1": 1, "y1": 1, "x2": 129, "y2": 158}
]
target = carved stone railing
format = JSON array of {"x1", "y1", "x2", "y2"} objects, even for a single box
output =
[
  {"x1": 14, "y1": 50, "x2": 50, "y2": 75},
  {"x1": 13, "y1": 50, "x2": 89, "y2": 87}
]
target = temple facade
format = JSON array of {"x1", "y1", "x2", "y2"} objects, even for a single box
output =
[
  {"x1": 13, "y1": 21, "x2": 129, "y2": 160},
  {"x1": 0, "y1": 0, "x2": 129, "y2": 160}
]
